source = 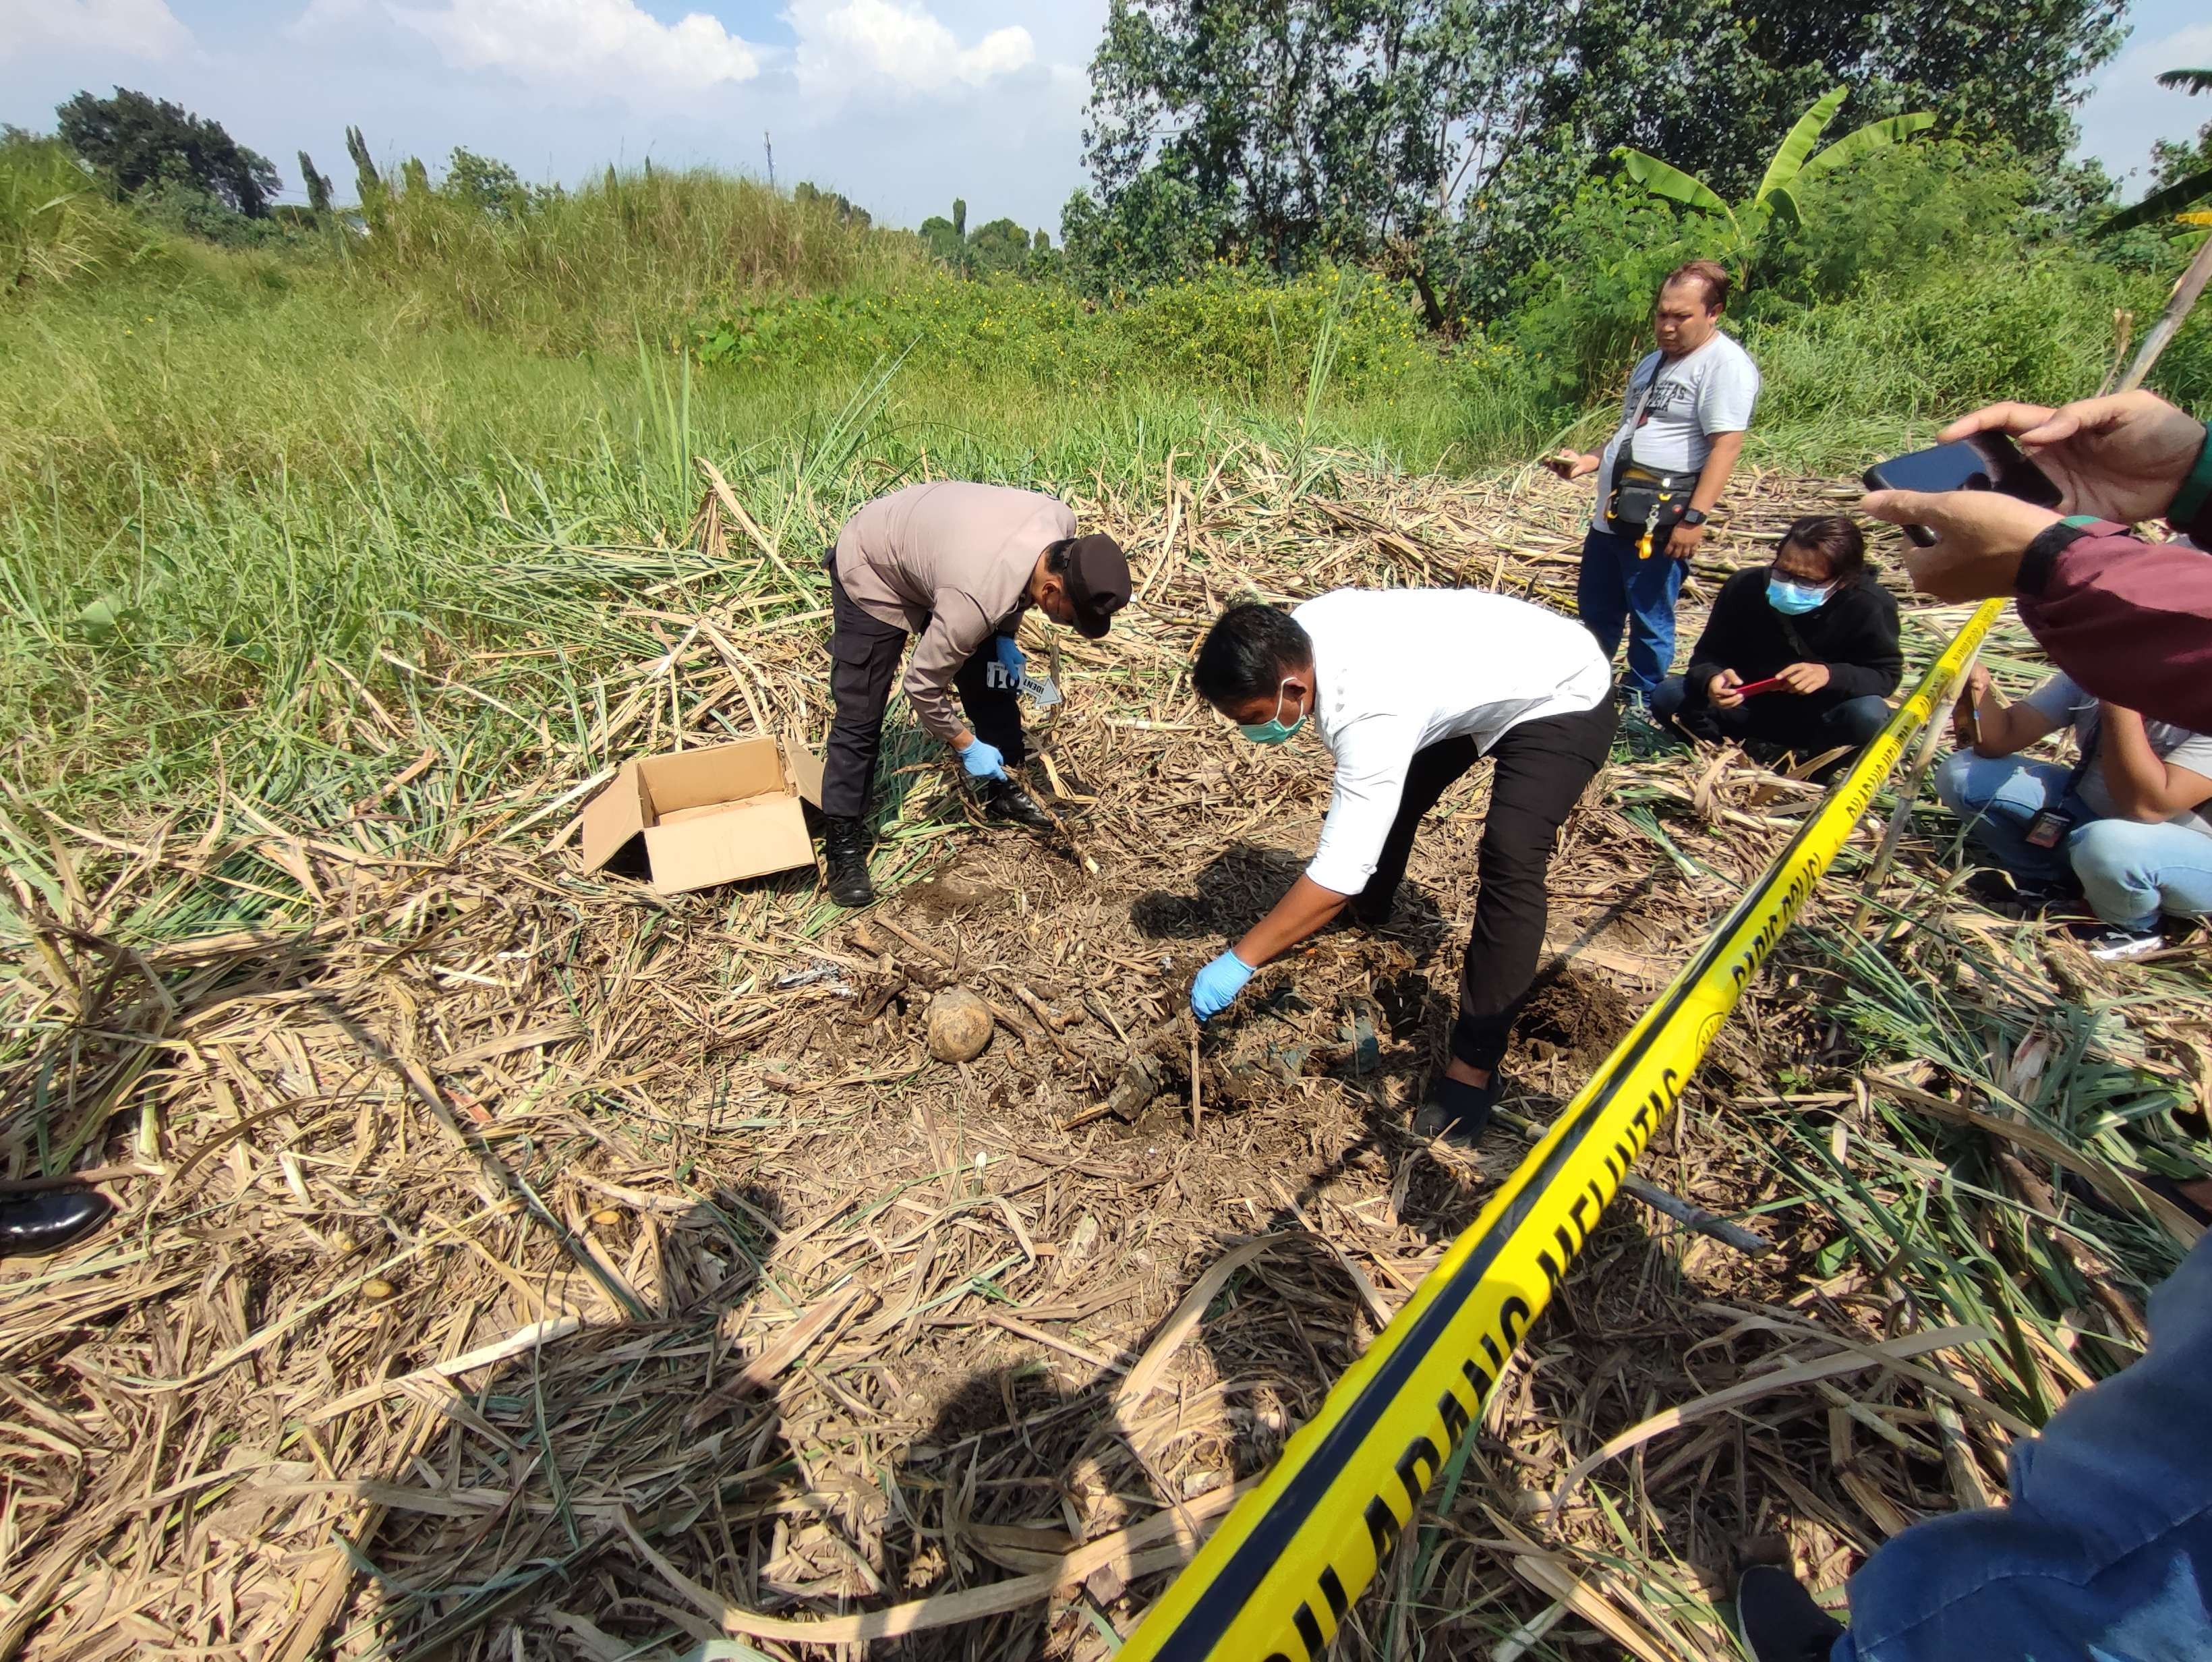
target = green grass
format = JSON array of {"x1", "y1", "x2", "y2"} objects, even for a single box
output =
[{"x1": 3, "y1": 134, "x2": 2207, "y2": 834}]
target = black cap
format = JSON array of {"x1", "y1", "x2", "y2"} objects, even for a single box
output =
[{"x1": 1063, "y1": 532, "x2": 1130, "y2": 639}]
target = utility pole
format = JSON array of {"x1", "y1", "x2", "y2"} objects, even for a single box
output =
[{"x1": 763, "y1": 131, "x2": 774, "y2": 189}]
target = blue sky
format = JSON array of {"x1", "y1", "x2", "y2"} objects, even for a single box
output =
[{"x1": 1, "y1": 0, "x2": 2207, "y2": 235}]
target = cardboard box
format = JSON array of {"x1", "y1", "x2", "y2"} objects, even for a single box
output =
[{"x1": 579, "y1": 735, "x2": 825, "y2": 895}]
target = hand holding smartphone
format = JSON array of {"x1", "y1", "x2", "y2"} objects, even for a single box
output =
[{"x1": 1862, "y1": 433, "x2": 2062, "y2": 546}]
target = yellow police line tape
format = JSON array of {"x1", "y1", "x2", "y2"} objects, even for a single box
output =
[{"x1": 1118, "y1": 598, "x2": 2005, "y2": 1661}]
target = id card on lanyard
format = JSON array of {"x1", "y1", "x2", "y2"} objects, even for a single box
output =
[{"x1": 2025, "y1": 712, "x2": 2100, "y2": 849}]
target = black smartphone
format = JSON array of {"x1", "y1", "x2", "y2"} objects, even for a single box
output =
[{"x1": 1863, "y1": 434, "x2": 2062, "y2": 546}]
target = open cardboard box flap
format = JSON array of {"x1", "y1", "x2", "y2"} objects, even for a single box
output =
[{"x1": 578, "y1": 733, "x2": 823, "y2": 895}]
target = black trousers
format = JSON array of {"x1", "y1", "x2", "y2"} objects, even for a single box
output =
[
  {"x1": 1354, "y1": 700, "x2": 1617, "y2": 1072},
  {"x1": 1652, "y1": 675, "x2": 1889, "y2": 755},
  {"x1": 820, "y1": 568, "x2": 1024, "y2": 819}
]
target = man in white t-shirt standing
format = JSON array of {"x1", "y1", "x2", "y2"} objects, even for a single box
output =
[
  {"x1": 1183, "y1": 589, "x2": 1615, "y2": 1145},
  {"x1": 1546, "y1": 260, "x2": 1761, "y2": 708}
]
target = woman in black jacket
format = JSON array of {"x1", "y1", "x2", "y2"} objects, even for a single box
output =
[{"x1": 1651, "y1": 515, "x2": 1901, "y2": 763}]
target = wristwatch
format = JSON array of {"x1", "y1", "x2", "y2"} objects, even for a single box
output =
[{"x1": 1679, "y1": 508, "x2": 1708, "y2": 527}]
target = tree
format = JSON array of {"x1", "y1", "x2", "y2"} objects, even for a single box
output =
[
  {"x1": 1619, "y1": 86, "x2": 1931, "y2": 281},
  {"x1": 1074, "y1": 0, "x2": 2126, "y2": 320},
  {"x1": 444, "y1": 147, "x2": 527, "y2": 218},
  {"x1": 345, "y1": 124, "x2": 387, "y2": 227},
  {"x1": 1536, "y1": 0, "x2": 2121, "y2": 202},
  {"x1": 794, "y1": 180, "x2": 872, "y2": 228},
  {"x1": 56, "y1": 87, "x2": 279, "y2": 217},
  {"x1": 1077, "y1": 2, "x2": 1548, "y2": 292},
  {"x1": 920, "y1": 198, "x2": 970, "y2": 268},
  {"x1": 298, "y1": 151, "x2": 333, "y2": 215},
  {"x1": 966, "y1": 216, "x2": 1032, "y2": 273}
]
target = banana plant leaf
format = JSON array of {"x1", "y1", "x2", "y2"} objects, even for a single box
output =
[
  {"x1": 2096, "y1": 167, "x2": 2212, "y2": 239},
  {"x1": 1618, "y1": 148, "x2": 1731, "y2": 217},
  {"x1": 2155, "y1": 67, "x2": 2212, "y2": 95},
  {"x1": 1753, "y1": 86, "x2": 1850, "y2": 205},
  {"x1": 1794, "y1": 112, "x2": 1936, "y2": 183},
  {"x1": 1764, "y1": 183, "x2": 1803, "y2": 234}
]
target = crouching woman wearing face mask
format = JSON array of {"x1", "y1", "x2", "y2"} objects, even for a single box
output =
[
  {"x1": 1650, "y1": 515, "x2": 1902, "y2": 769},
  {"x1": 1184, "y1": 590, "x2": 1616, "y2": 1147}
]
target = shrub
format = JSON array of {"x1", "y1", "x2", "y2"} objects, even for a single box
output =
[
  {"x1": 695, "y1": 266, "x2": 1426, "y2": 402},
  {"x1": 1749, "y1": 140, "x2": 2040, "y2": 310}
]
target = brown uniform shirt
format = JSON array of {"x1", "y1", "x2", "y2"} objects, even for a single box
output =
[{"x1": 833, "y1": 482, "x2": 1076, "y2": 742}]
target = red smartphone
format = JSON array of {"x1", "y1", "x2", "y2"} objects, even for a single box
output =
[
  {"x1": 1862, "y1": 433, "x2": 2062, "y2": 546},
  {"x1": 1731, "y1": 676, "x2": 1786, "y2": 697}
]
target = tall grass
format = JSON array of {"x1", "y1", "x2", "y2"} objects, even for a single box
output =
[
  {"x1": 1, "y1": 135, "x2": 169, "y2": 293},
  {"x1": 351, "y1": 164, "x2": 931, "y2": 351},
  {"x1": 3, "y1": 133, "x2": 2205, "y2": 827}
]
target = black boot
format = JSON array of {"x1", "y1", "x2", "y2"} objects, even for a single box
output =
[
  {"x1": 978, "y1": 777, "x2": 1055, "y2": 832},
  {"x1": 0, "y1": 1186, "x2": 113, "y2": 1258},
  {"x1": 821, "y1": 815, "x2": 875, "y2": 908},
  {"x1": 1735, "y1": 1566, "x2": 1845, "y2": 1662},
  {"x1": 1413, "y1": 1072, "x2": 1503, "y2": 1148}
]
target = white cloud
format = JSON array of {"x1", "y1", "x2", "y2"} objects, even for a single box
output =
[
  {"x1": 787, "y1": 0, "x2": 1035, "y2": 97},
  {"x1": 287, "y1": 0, "x2": 372, "y2": 34},
  {"x1": 388, "y1": 0, "x2": 762, "y2": 96},
  {"x1": 0, "y1": 0, "x2": 192, "y2": 62},
  {"x1": 2073, "y1": 21, "x2": 2212, "y2": 177}
]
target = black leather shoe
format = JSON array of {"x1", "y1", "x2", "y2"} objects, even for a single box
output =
[
  {"x1": 1413, "y1": 1073, "x2": 1502, "y2": 1147},
  {"x1": 821, "y1": 815, "x2": 875, "y2": 909},
  {"x1": 979, "y1": 778, "x2": 1055, "y2": 832},
  {"x1": 0, "y1": 1187, "x2": 114, "y2": 1258},
  {"x1": 1735, "y1": 1566, "x2": 1845, "y2": 1662}
]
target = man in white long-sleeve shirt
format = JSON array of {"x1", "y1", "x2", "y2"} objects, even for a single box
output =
[{"x1": 1186, "y1": 589, "x2": 1615, "y2": 1143}]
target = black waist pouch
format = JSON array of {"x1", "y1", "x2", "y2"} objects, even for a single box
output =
[{"x1": 1607, "y1": 461, "x2": 1701, "y2": 533}]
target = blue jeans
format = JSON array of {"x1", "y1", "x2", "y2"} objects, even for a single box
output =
[
  {"x1": 1935, "y1": 752, "x2": 2212, "y2": 929},
  {"x1": 1577, "y1": 526, "x2": 1686, "y2": 699},
  {"x1": 2071, "y1": 819, "x2": 2212, "y2": 934},
  {"x1": 1836, "y1": 1231, "x2": 2212, "y2": 1661}
]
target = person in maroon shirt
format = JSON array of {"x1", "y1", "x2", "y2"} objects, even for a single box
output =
[{"x1": 1861, "y1": 391, "x2": 2212, "y2": 733}]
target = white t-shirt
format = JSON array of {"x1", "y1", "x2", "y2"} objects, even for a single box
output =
[
  {"x1": 1295, "y1": 589, "x2": 1612, "y2": 896},
  {"x1": 1592, "y1": 331, "x2": 1762, "y2": 534},
  {"x1": 2024, "y1": 672, "x2": 2212, "y2": 835}
]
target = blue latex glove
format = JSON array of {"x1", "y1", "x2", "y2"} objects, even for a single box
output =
[
  {"x1": 960, "y1": 737, "x2": 1008, "y2": 780},
  {"x1": 995, "y1": 636, "x2": 1026, "y2": 683},
  {"x1": 1191, "y1": 949, "x2": 1256, "y2": 1021}
]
